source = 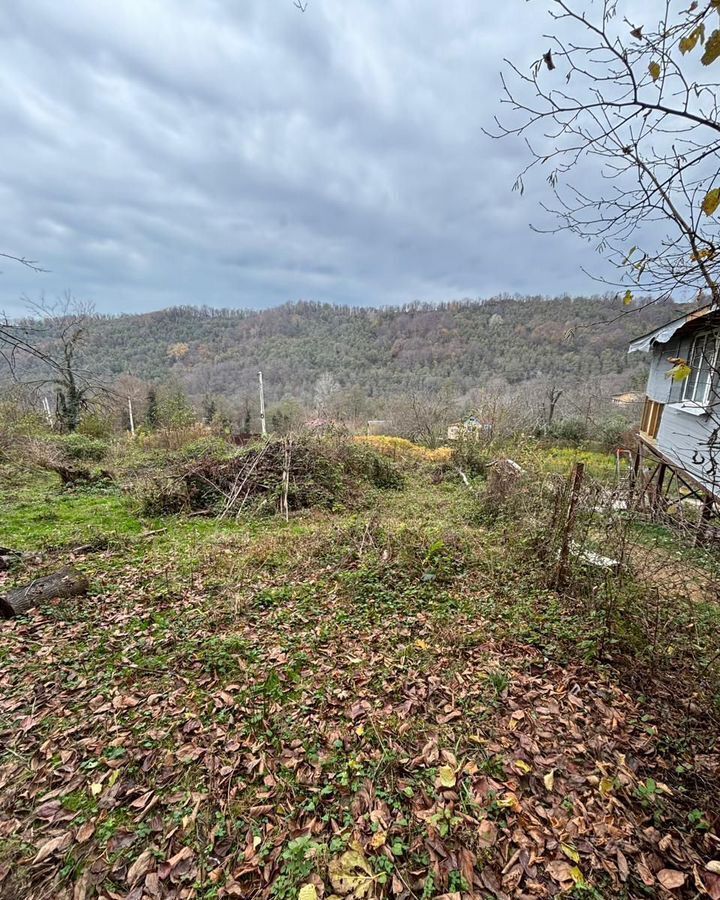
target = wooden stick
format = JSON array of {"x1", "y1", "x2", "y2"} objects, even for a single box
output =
[{"x1": 554, "y1": 462, "x2": 585, "y2": 592}]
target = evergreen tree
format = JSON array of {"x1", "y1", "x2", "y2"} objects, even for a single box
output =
[{"x1": 145, "y1": 388, "x2": 160, "y2": 429}]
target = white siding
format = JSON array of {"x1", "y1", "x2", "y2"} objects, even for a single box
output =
[{"x1": 655, "y1": 405, "x2": 720, "y2": 494}]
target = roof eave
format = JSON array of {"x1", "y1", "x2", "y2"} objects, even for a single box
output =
[{"x1": 628, "y1": 305, "x2": 713, "y2": 353}]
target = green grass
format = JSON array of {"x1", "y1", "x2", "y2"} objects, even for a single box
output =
[
  {"x1": 0, "y1": 473, "x2": 145, "y2": 550},
  {"x1": 535, "y1": 446, "x2": 626, "y2": 481},
  {"x1": 0, "y1": 449, "x2": 718, "y2": 900}
]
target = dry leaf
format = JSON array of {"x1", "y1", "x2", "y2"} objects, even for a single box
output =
[
  {"x1": 298, "y1": 885, "x2": 318, "y2": 900},
  {"x1": 544, "y1": 769, "x2": 555, "y2": 791},
  {"x1": 547, "y1": 860, "x2": 574, "y2": 885},
  {"x1": 127, "y1": 849, "x2": 155, "y2": 885},
  {"x1": 701, "y1": 29, "x2": 720, "y2": 65},
  {"x1": 33, "y1": 832, "x2": 71, "y2": 865},
  {"x1": 561, "y1": 843, "x2": 581, "y2": 864},
  {"x1": 702, "y1": 188, "x2": 720, "y2": 216},
  {"x1": 657, "y1": 869, "x2": 686, "y2": 890},
  {"x1": 329, "y1": 848, "x2": 373, "y2": 898},
  {"x1": 438, "y1": 765, "x2": 456, "y2": 788},
  {"x1": 76, "y1": 822, "x2": 95, "y2": 844}
]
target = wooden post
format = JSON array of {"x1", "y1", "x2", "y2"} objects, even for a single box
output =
[
  {"x1": 651, "y1": 463, "x2": 667, "y2": 520},
  {"x1": 555, "y1": 462, "x2": 585, "y2": 591},
  {"x1": 628, "y1": 444, "x2": 643, "y2": 509},
  {"x1": 696, "y1": 494, "x2": 714, "y2": 547}
]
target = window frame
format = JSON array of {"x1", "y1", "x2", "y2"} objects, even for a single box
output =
[{"x1": 680, "y1": 329, "x2": 720, "y2": 408}]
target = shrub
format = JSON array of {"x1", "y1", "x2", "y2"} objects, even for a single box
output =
[
  {"x1": 136, "y1": 476, "x2": 190, "y2": 516},
  {"x1": 77, "y1": 414, "x2": 115, "y2": 439},
  {"x1": 548, "y1": 417, "x2": 588, "y2": 444},
  {"x1": 353, "y1": 435, "x2": 452, "y2": 465},
  {"x1": 596, "y1": 415, "x2": 635, "y2": 453},
  {"x1": 347, "y1": 444, "x2": 405, "y2": 489},
  {"x1": 452, "y1": 437, "x2": 491, "y2": 477},
  {"x1": 137, "y1": 423, "x2": 214, "y2": 451},
  {"x1": 54, "y1": 433, "x2": 109, "y2": 462}
]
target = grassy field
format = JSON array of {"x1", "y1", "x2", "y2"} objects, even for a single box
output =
[{"x1": 1, "y1": 447, "x2": 719, "y2": 900}]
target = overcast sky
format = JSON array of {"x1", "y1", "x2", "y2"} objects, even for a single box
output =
[{"x1": 0, "y1": 0, "x2": 615, "y2": 317}]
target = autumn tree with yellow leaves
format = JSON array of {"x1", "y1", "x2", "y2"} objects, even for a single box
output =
[{"x1": 492, "y1": 0, "x2": 720, "y2": 308}]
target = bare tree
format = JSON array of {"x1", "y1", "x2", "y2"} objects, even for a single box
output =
[
  {"x1": 25, "y1": 294, "x2": 99, "y2": 432},
  {"x1": 392, "y1": 387, "x2": 456, "y2": 447},
  {"x1": 314, "y1": 371, "x2": 342, "y2": 419},
  {"x1": 0, "y1": 252, "x2": 52, "y2": 373},
  {"x1": 544, "y1": 382, "x2": 564, "y2": 429},
  {"x1": 491, "y1": 0, "x2": 720, "y2": 307}
]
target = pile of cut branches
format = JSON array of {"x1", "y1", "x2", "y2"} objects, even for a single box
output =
[{"x1": 139, "y1": 436, "x2": 404, "y2": 518}]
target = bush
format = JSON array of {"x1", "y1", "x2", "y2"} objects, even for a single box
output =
[
  {"x1": 353, "y1": 435, "x2": 452, "y2": 465},
  {"x1": 54, "y1": 433, "x2": 109, "y2": 462},
  {"x1": 548, "y1": 417, "x2": 588, "y2": 444},
  {"x1": 137, "y1": 423, "x2": 214, "y2": 451},
  {"x1": 178, "y1": 435, "x2": 235, "y2": 461},
  {"x1": 596, "y1": 415, "x2": 634, "y2": 453},
  {"x1": 77, "y1": 414, "x2": 115, "y2": 439},
  {"x1": 347, "y1": 444, "x2": 405, "y2": 489},
  {"x1": 136, "y1": 476, "x2": 190, "y2": 516},
  {"x1": 452, "y1": 437, "x2": 491, "y2": 477}
]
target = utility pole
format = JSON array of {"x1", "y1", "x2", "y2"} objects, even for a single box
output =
[
  {"x1": 258, "y1": 371, "x2": 267, "y2": 437},
  {"x1": 128, "y1": 397, "x2": 135, "y2": 436},
  {"x1": 42, "y1": 396, "x2": 53, "y2": 427}
]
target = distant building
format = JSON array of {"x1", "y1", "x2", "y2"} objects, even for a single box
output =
[
  {"x1": 611, "y1": 391, "x2": 644, "y2": 408},
  {"x1": 447, "y1": 416, "x2": 492, "y2": 441}
]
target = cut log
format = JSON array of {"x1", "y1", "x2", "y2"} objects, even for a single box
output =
[
  {"x1": 0, "y1": 567, "x2": 89, "y2": 619},
  {"x1": 0, "y1": 547, "x2": 22, "y2": 570}
]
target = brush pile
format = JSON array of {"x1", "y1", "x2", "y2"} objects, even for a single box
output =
[{"x1": 139, "y1": 435, "x2": 404, "y2": 517}]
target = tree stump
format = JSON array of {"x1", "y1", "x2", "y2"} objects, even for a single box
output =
[{"x1": 0, "y1": 567, "x2": 89, "y2": 619}]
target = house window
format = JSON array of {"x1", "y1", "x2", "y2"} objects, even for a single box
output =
[{"x1": 682, "y1": 331, "x2": 719, "y2": 406}]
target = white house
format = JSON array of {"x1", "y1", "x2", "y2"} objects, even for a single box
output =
[{"x1": 629, "y1": 304, "x2": 720, "y2": 501}]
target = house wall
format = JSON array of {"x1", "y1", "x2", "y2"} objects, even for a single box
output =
[
  {"x1": 655, "y1": 406, "x2": 720, "y2": 493},
  {"x1": 646, "y1": 333, "x2": 694, "y2": 403},
  {"x1": 644, "y1": 330, "x2": 720, "y2": 493}
]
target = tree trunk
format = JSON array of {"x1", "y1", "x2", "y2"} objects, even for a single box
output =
[{"x1": 0, "y1": 567, "x2": 89, "y2": 619}]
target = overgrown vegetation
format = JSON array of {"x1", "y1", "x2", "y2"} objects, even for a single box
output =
[{"x1": 1, "y1": 429, "x2": 718, "y2": 899}]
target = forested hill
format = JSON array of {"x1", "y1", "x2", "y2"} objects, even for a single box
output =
[{"x1": 31, "y1": 296, "x2": 684, "y2": 403}]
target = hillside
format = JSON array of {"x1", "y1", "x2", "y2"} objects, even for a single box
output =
[{"x1": 19, "y1": 295, "x2": 684, "y2": 411}]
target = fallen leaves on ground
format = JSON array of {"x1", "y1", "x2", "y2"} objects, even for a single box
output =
[{"x1": 1, "y1": 496, "x2": 718, "y2": 899}]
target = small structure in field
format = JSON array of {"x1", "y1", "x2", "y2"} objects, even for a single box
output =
[
  {"x1": 611, "y1": 391, "x2": 644, "y2": 409},
  {"x1": 447, "y1": 416, "x2": 492, "y2": 441}
]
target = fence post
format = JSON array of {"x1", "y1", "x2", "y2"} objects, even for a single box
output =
[{"x1": 554, "y1": 462, "x2": 585, "y2": 591}]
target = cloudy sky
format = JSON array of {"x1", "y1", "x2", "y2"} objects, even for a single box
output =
[{"x1": 0, "y1": 0, "x2": 613, "y2": 317}]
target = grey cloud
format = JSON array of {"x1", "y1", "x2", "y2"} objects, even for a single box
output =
[{"x1": 0, "y1": 0, "x2": 616, "y2": 317}]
